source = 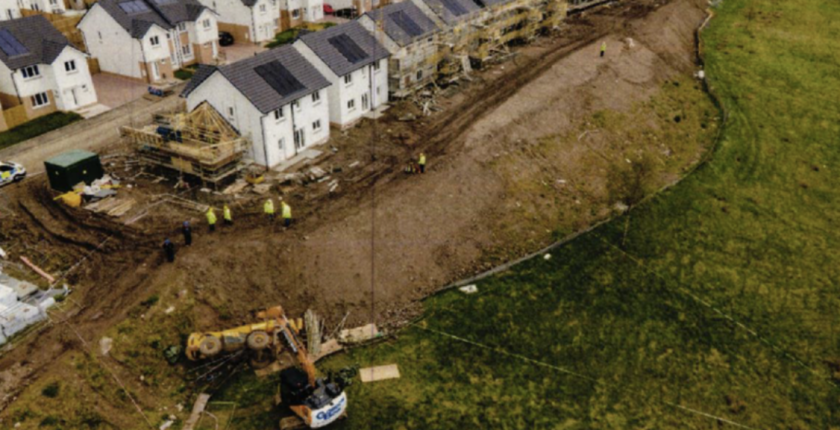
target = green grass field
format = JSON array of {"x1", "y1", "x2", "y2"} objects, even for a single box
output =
[{"x1": 207, "y1": 1, "x2": 840, "y2": 428}]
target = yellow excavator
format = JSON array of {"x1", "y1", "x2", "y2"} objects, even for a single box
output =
[{"x1": 187, "y1": 306, "x2": 350, "y2": 429}]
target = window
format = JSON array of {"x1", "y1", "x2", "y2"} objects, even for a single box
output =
[
  {"x1": 31, "y1": 92, "x2": 49, "y2": 108},
  {"x1": 312, "y1": 120, "x2": 321, "y2": 131},
  {"x1": 343, "y1": 74, "x2": 352, "y2": 85},
  {"x1": 274, "y1": 107, "x2": 284, "y2": 120},
  {"x1": 203, "y1": 19, "x2": 211, "y2": 29},
  {"x1": 347, "y1": 99, "x2": 355, "y2": 110},
  {"x1": 416, "y1": 70, "x2": 423, "y2": 80},
  {"x1": 278, "y1": 137, "x2": 285, "y2": 151},
  {"x1": 227, "y1": 107, "x2": 234, "y2": 117},
  {"x1": 49, "y1": 0, "x2": 57, "y2": 5},
  {"x1": 182, "y1": 44, "x2": 191, "y2": 55},
  {"x1": 373, "y1": 61, "x2": 380, "y2": 71},
  {"x1": 178, "y1": 23, "x2": 187, "y2": 32},
  {"x1": 21, "y1": 65, "x2": 39, "y2": 79},
  {"x1": 150, "y1": 35, "x2": 160, "y2": 46},
  {"x1": 65, "y1": 60, "x2": 76, "y2": 72},
  {"x1": 292, "y1": 100, "x2": 299, "y2": 110},
  {"x1": 98, "y1": 31, "x2": 102, "y2": 40},
  {"x1": 292, "y1": 8, "x2": 300, "y2": 18},
  {"x1": 311, "y1": 91, "x2": 320, "y2": 103},
  {"x1": 259, "y1": 4, "x2": 266, "y2": 12}
]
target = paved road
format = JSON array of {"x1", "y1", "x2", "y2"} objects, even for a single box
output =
[{"x1": 0, "y1": 84, "x2": 186, "y2": 176}]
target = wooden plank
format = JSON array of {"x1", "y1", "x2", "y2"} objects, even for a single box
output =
[
  {"x1": 359, "y1": 364, "x2": 400, "y2": 383},
  {"x1": 182, "y1": 393, "x2": 211, "y2": 430}
]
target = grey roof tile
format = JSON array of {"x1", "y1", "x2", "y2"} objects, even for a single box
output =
[
  {"x1": 298, "y1": 21, "x2": 389, "y2": 77},
  {"x1": 364, "y1": 2, "x2": 439, "y2": 47},
  {"x1": 182, "y1": 45, "x2": 331, "y2": 114},
  {"x1": 0, "y1": 16, "x2": 73, "y2": 70},
  {"x1": 419, "y1": 0, "x2": 481, "y2": 25},
  {"x1": 96, "y1": 0, "x2": 209, "y2": 38}
]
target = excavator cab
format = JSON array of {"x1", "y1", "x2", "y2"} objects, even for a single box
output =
[{"x1": 280, "y1": 367, "x2": 348, "y2": 428}]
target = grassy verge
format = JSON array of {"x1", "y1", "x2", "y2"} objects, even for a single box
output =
[
  {"x1": 212, "y1": 0, "x2": 838, "y2": 428},
  {"x1": 0, "y1": 112, "x2": 82, "y2": 151},
  {"x1": 265, "y1": 22, "x2": 336, "y2": 48}
]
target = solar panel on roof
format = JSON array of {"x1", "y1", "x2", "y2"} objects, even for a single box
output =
[
  {"x1": 118, "y1": 0, "x2": 150, "y2": 14},
  {"x1": 153, "y1": 0, "x2": 177, "y2": 5},
  {"x1": 255, "y1": 61, "x2": 306, "y2": 97},
  {"x1": 328, "y1": 34, "x2": 369, "y2": 64},
  {"x1": 440, "y1": 0, "x2": 469, "y2": 16},
  {"x1": 0, "y1": 29, "x2": 29, "y2": 57},
  {"x1": 390, "y1": 11, "x2": 424, "y2": 37}
]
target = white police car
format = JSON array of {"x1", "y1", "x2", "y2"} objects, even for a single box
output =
[{"x1": 0, "y1": 161, "x2": 25, "y2": 187}]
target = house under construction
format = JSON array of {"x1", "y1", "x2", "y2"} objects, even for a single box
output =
[{"x1": 121, "y1": 102, "x2": 249, "y2": 186}]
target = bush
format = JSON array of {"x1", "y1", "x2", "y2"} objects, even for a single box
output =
[
  {"x1": 175, "y1": 69, "x2": 194, "y2": 80},
  {"x1": 41, "y1": 382, "x2": 60, "y2": 398}
]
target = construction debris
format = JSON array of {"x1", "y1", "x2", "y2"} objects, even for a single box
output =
[
  {"x1": 304, "y1": 309, "x2": 321, "y2": 356},
  {"x1": 338, "y1": 323, "x2": 380, "y2": 344},
  {"x1": 19, "y1": 257, "x2": 55, "y2": 284},
  {"x1": 359, "y1": 364, "x2": 401, "y2": 383},
  {"x1": 459, "y1": 284, "x2": 479, "y2": 294},
  {"x1": 182, "y1": 393, "x2": 211, "y2": 430}
]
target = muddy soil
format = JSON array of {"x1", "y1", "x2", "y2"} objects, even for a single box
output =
[{"x1": 0, "y1": 0, "x2": 715, "y2": 426}]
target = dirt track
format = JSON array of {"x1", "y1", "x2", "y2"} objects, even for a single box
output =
[{"x1": 0, "y1": 0, "x2": 716, "y2": 425}]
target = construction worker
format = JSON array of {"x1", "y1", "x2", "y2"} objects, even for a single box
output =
[
  {"x1": 600, "y1": 41, "x2": 607, "y2": 58},
  {"x1": 418, "y1": 153, "x2": 426, "y2": 174},
  {"x1": 206, "y1": 207, "x2": 217, "y2": 232},
  {"x1": 162, "y1": 238, "x2": 175, "y2": 263},
  {"x1": 281, "y1": 201, "x2": 292, "y2": 227},
  {"x1": 264, "y1": 198, "x2": 275, "y2": 221},
  {"x1": 223, "y1": 204, "x2": 233, "y2": 226},
  {"x1": 182, "y1": 221, "x2": 192, "y2": 246}
]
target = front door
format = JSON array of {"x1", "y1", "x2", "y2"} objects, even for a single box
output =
[
  {"x1": 152, "y1": 62, "x2": 161, "y2": 81},
  {"x1": 293, "y1": 128, "x2": 305, "y2": 153}
]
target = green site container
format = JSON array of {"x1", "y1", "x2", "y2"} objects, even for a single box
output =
[{"x1": 44, "y1": 150, "x2": 104, "y2": 192}]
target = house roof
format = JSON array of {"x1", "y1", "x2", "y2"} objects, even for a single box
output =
[
  {"x1": 297, "y1": 21, "x2": 389, "y2": 77},
  {"x1": 181, "y1": 45, "x2": 331, "y2": 114},
  {"x1": 364, "y1": 2, "x2": 438, "y2": 47},
  {"x1": 96, "y1": 0, "x2": 208, "y2": 38},
  {"x1": 0, "y1": 16, "x2": 73, "y2": 70},
  {"x1": 417, "y1": 0, "x2": 481, "y2": 25}
]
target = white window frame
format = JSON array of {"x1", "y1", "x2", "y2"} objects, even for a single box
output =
[
  {"x1": 203, "y1": 19, "x2": 211, "y2": 29},
  {"x1": 292, "y1": 8, "x2": 300, "y2": 19},
  {"x1": 182, "y1": 43, "x2": 192, "y2": 56},
  {"x1": 311, "y1": 91, "x2": 320, "y2": 103},
  {"x1": 259, "y1": 4, "x2": 266, "y2": 12},
  {"x1": 278, "y1": 137, "x2": 285, "y2": 151},
  {"x1": 21, "y1": 65, "x2": 39, "y2": 79},
  {"x1": 274, "y1": 107, "x2": 284, "y2": 121},
  {"x1": 312, "y1": 120, "x2": 321, "y2": 131},
  {"x1": 65, "y1": 60, "x2": 76, "y2": 73},
  {"x1": 31, "y1": 92, "x2": 49, "y2": 108},
  {"x1": 347, "y1": 99, "x2": 355, "y2": 111},
  {"x1": 343, "y1": 74, "x2": 352, "y2": 85},
  {"x1": 178, "y1": 23, "x2": 187, "y2": 32},
  {"x1": 292, "y1": 99, "x2": 300, "y2": 111},
  {"x1": 150, "y1": 35, "x2": 160, "y2": 46},
  {"x1": 373, "y1": 60, "x2": 380, "y2": 71}
]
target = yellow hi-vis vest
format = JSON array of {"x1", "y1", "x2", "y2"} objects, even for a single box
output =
[
  {"x1": 264, "y1": 199, "x2": 275, "y2": 214},
  {"x1": 206, "y1": 209, "x2": 217, "y2": 225},
  {"x1": 601, "y1": 42, "x2": 607, "y2": 52},
  {"x1": 419, "y1": 154, "x2": 426, "y2": 165},
  {"x1": 282, "y1": 202, "x2": 292, "y2": 219},
  {"x1": 224, "y1": 206, "x2": 232, "y2": 221}
]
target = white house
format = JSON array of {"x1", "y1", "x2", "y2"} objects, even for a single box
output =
[
  {"x1": 0, "y1": 0, "x2": 21, "y2": 20},
  {"x1": 358, "y1": 1, "x2": 439, "y2": 98},
  {"x1": 0, "y1": 16, "x2": 97, "y2": 127},
  {"x1": 280, "y1": 0, "x2": 322, "y2": 31},
  {"x1": 181, "y1": 45, "x2": 332, "y2": 168},
  {"x1": 78, "y1": 0, "x2": 220, "y2": 83},
  {"x1": 293, "y1": 20, "x2": 388, "y2": 129},
  {"x1": 198, "y1": 0, "x2": 279, "y2": 44},
  {"x1": 18, "y1": 0, "x2": 66, "y2": 15}
]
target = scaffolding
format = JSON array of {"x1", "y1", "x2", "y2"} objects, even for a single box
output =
[{"x1": 121, "y1": 103, "x2": 249, "y2": 186}]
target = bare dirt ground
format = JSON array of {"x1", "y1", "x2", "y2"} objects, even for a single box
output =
[{"x1": 0, "y1": 0, "x2": 717, "y2": 427}]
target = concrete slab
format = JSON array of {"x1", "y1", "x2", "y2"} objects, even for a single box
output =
[
  {"x1": 359, "y1": 364, "x2": 400, "y2": 383},
  {"x1": 271, "y1": 149, "x2": 323, "y2": 173},
  {"x1": 92, "y1": 74, "x2": 149, "y2": 109},
  {"x1": 363, "y1": 104, "x2": 390, "y2": 120},
  {"x1": 75, "y1": 103, "x2": 111, "y2": 119}
]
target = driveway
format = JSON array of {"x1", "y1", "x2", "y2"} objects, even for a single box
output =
[
  {"x1": 0, "y1": 84, "x2": 186, "y2": 175},
  {"x1": 220, "y1": 43, "x2": 268, "y2": 64},
  {"x1": 92, "y1": 74, "x2": 149, "y2": 109}
]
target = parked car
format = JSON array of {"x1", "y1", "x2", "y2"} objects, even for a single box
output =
[
  {"x1": 0, "y1": 161, "x2": 26, "y2": 187},
  {"x1": 219, "y1": 31, "x2": 234, "y2": 47},
  {"x1": 323, "y1": 3, "x2": 334, "y2": 14},
  {"x1": 334, "y1": 6, "x2": 357, "y2": 18}
]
